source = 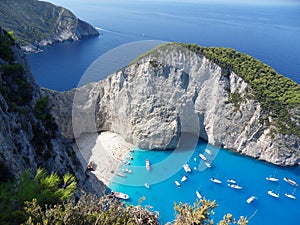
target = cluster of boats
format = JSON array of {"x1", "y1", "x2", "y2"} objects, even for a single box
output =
[
  {"x1": 209, "y1": 177, "x2": 243, "y2": 190},
  {"x1": 174, "y1": 164, "x2": 192, "y2": 188},
  {"x1": 266, "y1": 175, "x2": 298, "y2": 200},
  {"x1": 199, "y1": 150, "x2": 212, "y2": 168},
  {"x1": 113, "y1": 150, "x2": 298, "y2": 204}
]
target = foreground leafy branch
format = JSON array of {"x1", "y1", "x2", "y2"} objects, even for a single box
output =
[
  {"x1": 0, "y1": 168, "x2": 247, "y2": 225},
  {"x1": 173, "y1": 199, "x2": 248, "y2": 225}
]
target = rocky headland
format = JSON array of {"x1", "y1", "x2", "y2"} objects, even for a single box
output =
[
  {"x1": 44, "y1": 43, "x2": 300, "y2": 166},
  {"x1": 0, "y1": 0, "x2": 99, "y2": 52},
  {"x1": 0, "y1": 28, "x2": 104, "y2": 194}
]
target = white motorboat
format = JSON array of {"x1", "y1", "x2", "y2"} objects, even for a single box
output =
[
  {"x1": 246, "y1": 196, "x2": 257, "y2": 204},
  {"x1": 266, "y1": 169, "x2": 278, "y2": 182},
  {"x1": 227, "y1": 179, "x2": 237, "y2": 184},
  {"x1": 122, "y1": 168, "x2": 132, "y2": 173},
  {"x1": 205, "y1": 162, "x2": 211, "y2": 168},
  {"x1": 285, "y1": 193, "x2": 296, "y2": 199},
  {"x1": 183, "y1": 164, "x2": 192, "y2": 173},
  {"x1": 146, "y1": 159, "x2": 151, "y2": 171},
  {"x1": 181, "y1": 175, "x2": 188, "y2": 182},
  {"x1": 267, "y1": 190, "x2": 279, "y2": 198},
  {"x1": 175, "y1": 180, "x2": 181, "y2": 187},
  {"x1": 199, "y1": 153, "x2": 207, "y2": 161},
  {"x1": 194, "y1": 157, "x2": 197, "y2": 162},
  {"x1": 228, "y1": 184, "x2": 242, "y2": 189},
  {"x1": 113, "y1": 191, "x2": 129, "y2": 200},
  {"x1": 266, "y1": 176, "x2": 279, "y2": 182},
  {"x1": 285, "y1": 188, "x2": 296, "y2": 199},
  {"x1": 283, "y1": 177, "x2": 298, "y2": 187},
  {"x1": 126, "y1": 155, "x2": 133, "y2": 160},
  {"x1": 145, "y1": 182, "x2": 150, "y2": 189},
  {"x1": 210, "y1": 178, "x2": 222, "y2": 184},
  {"x1": 115, "y1": 172, "x2": 127, "y2": 178},
  {"x1": 205, "y1": 149, "x2": 212, "y2": 155},
  {"x1": 196, "y1": 191, "x2": 202, "y2": 199}
]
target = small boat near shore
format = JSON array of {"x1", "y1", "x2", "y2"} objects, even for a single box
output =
[
  {"x1": 145, "y1": 182, "x2": 150, "y2": 189},
  {"x1": 115, "y1": 172, "x2": 127, "y2": 178},
  {"x1": 126, "y1": 155, "x2": 133, "y2": 160},
  {"x1": 283, "y1": 177, "x2": 298, "y2": 187},
  {"x1": 113, "y1": 191, "x2": 129, "y2": 200},
  {"x1": 228, "y1": 184, "x2": 242, "y2": 189},
  {"x1": 205, "y1": 162, "x2": 211, "y2": 168},
  {"x1": 146, "y1": 159, "x2": 151, "y2": 171},
  {"x1": 267, "y1": 190, "x2": 279, "y2": 198},
  {"x1": 246, "y1": 196, "x2": 257, "y2": 204},
  {"x1": 196, "y1": 191, "x2": 202, "y2": 199},
  {"x1": 175, "y1": 180, "x2": 181, "y2": 187},
  {"x1": 210, "y1": 178, "x2": 222, "y2": 184},
  {"x1": 181, "y1": 175, "x2": 188, "y2": 182},
  {"x1": 199, "y1": 153, "x2": 207, "y2": 161},
  {"x1": 122, "y1": 168, "x2": 132, "y2": 173},
  {"x1": 183, "y1": 164, "x2": 191, "y2": 173},
  {"x1": 205, "y1": 149, "x2": 212, "y2": 155},
  {"x1": 122, "y1": 160, "x2": 130, "y2": 165}
]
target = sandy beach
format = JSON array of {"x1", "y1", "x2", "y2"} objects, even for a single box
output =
[{"x1": 74, "y1": 131, "x2": 134, "y2": 186}]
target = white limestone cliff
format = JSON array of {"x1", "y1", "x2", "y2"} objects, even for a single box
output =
[{"x1": 44, "y1": 44, "x2": 300, "y2": 166}]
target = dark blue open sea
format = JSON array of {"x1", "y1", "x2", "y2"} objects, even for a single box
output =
[
  {"x1": 27, "y1": 1, "x2": 300, "y2": 91},
  {"x1": 26, "y1": 1, "x2": 300, "y2": 224}
]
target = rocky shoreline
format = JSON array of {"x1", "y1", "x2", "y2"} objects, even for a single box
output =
[{"x1": 0, "y1": 0, "x2": 99, "y2": 53}]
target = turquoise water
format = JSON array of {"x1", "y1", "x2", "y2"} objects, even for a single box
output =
[
  {"x1": 109, "y1": 136, "x2": 300, "y2": 225},
  {"x1": 25, "y1": 1, "x2": 300, "y2": 224}
]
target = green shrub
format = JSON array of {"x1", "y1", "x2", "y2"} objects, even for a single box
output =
[
  {"x1": 1, "y1": 63, "x2": 24, "y2": 76},
  {"x1": 0, "y1": 63, "x2": 33, "y2": 110},
  {"x1": 174, "y1": 198, "x2": 248, "y2": 225},
  {"x1": 34, "y1": 96, "x2": 49, "y2": 121},
  {"x1": 0, "y1": 29, "x2": 15, "y2": 62},
  {"x1": 34, "y1": 96, "x2": 58, "y2": 135},
  {"x1": 0, "y1": 168, "x2": 77, "y2": 225}
]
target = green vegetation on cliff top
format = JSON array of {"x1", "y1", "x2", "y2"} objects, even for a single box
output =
[
  {"x1": 180, "y1": 43, "x2": 299, "y2": 137},
  {"x1": 0, "y1": 0, "x2": 77, "y2": 46},
  {"x1": 141, "y1": 43, "x2": 299, "y2": 137}
]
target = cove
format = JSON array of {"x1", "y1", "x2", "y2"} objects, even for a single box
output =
[{"x1": 109, "y1": 135, "x2": 300, "y2": 225}]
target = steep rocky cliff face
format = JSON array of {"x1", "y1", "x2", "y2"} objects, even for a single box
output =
[
  {"x1": 0, "y1": 0, "x2": 99, "y2": 52},
  {"x1": 45, "y1": 43, "x2": 300, "y2": 166},
  {"x1": 0, "y1": 28, "x2": 102, "y2": 193}
]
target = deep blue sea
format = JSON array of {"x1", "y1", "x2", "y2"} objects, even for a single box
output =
[
  {"x1": 26, "y1": 1, "x2": 300, "y2": 224},
  {"x1": 27, "y1": 1, "x2": 300, "y2": 91}
]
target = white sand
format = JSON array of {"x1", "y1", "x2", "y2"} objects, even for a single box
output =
[{"x1": 74, "y1": 131, "x2": 133, "y2": 186}]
